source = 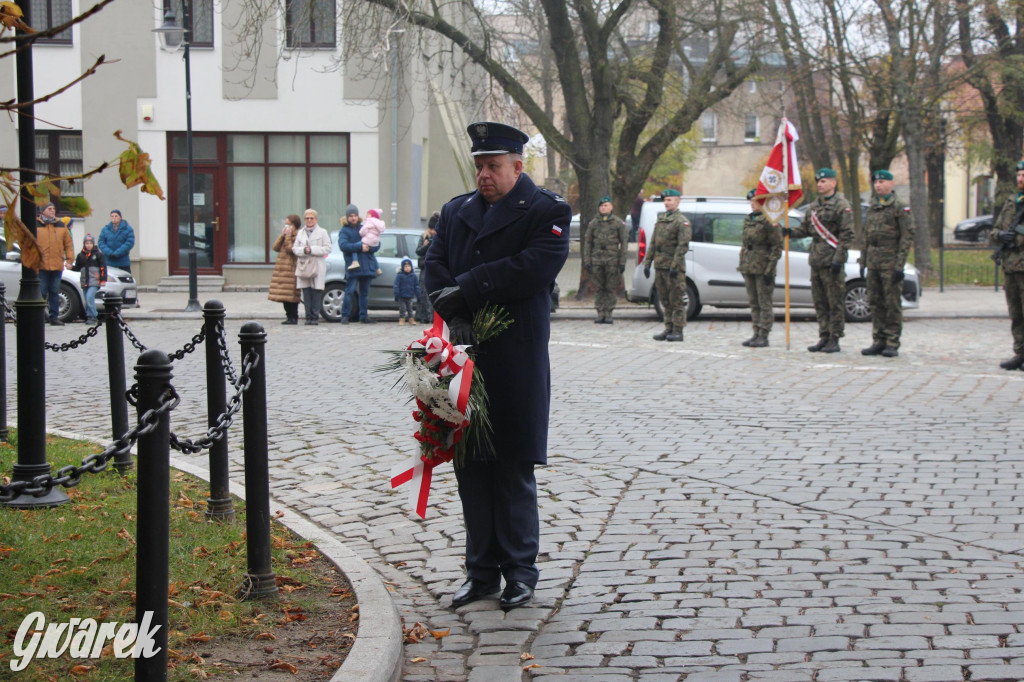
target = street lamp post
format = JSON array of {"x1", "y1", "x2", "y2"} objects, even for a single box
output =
[
  {"x1": 389, "y1": 28, "x2": 404, "y2": 229},
  {"x1": 155, "y1": 1, "x2": 201, "y2": 312}
]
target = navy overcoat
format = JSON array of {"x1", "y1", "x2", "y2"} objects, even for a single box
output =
[{"x1": 424, "y1": 172, "x2": 570, "y2": 465}]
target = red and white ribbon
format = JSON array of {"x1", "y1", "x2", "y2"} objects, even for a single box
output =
[{"x1": 408, "y1": 313, "x2": 474, "y2": 417}]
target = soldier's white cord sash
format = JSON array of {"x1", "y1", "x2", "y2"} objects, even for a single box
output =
[{"x1": 810, "y1": 210, "x2": 839, "y2": 249}]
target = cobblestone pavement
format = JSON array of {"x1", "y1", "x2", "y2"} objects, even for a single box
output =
[{"x1": 19, "y1": 313, "x2": 1024, "y2": 682}]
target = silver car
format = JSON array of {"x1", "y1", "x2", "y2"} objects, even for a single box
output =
[
  {"x1": 321, "y1": 228, "x2": 423, "y2": 322},
  {"x1": 626, "y1": 197, "x2": 921, "y2": 322},
  {"x1": 0, "y1": 237, "x2": 138, "y2": 322}
]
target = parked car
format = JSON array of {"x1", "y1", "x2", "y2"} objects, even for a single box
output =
[
  {"x1": 953, "y1": 214, "x2": 993, "y2": 243},
  {"x1": 569, "y1": 214, "x2": 581, "y2": 240},
  {"x1": 625, "y1": 197, "x2": 922, "y2": 323},
  {"x1": 320, "y1": 228, "x2": 423, "y2": 322},
  {"x1": 0, "y1": 237, "x2": 138, "y2": 323}
]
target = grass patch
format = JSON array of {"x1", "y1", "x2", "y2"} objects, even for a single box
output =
[
  {"x1": 0, "y1": 432, "x2": 355, "y2": 680},
  {"x1": 912, "y1": 246, "x2": 1003, "y2": 287}
]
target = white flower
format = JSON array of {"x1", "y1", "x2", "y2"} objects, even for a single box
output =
[{"x1": 402, "y1": 353, "x2": 465, "y2": 425}]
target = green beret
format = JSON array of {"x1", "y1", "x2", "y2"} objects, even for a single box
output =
[
  {"x1": 662, "y1": 188, "x2": 681, "y2": 197},
  {"x1": 871, "y1": 169, "x2": 894, "y2": 181},
  {"x1": 746, "y1": 189, "x2": 757, "y2": 200},
  {"x1": 815, "y1": 168, "x2": 837, "y2": 180},
  {"x1": 1016, "y1": 161, "x2": 1024, "y2": 172},
  {"x1": 598, "y1": 196, "x2": 612, "y2": 205}
]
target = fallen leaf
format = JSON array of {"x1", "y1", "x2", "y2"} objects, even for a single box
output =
[
  {"x1": 430, "y1": 628, "x2": 450, "y2": 640},
  {"x1": 186, "y1": 633, "x2": 213, "y2": 643},
  {"x1": 268, "y1": 660, "x2": 298, "y2": 673},
  {"x1": 254, "y1": 632, "x2": 276, "y2": 641},
  {"x1": 523, "y1": 663, "x2": 542, "y2": 670},
  {"x1": 410, "y1": 657, "x2": 427, "y2": 663},
  {"x1": 521, "y1": 652, "x2": 534, "y2": 660}
]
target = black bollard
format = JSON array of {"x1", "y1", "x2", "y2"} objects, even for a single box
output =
[
  {"x1": 203, "y1": 300, "x2": 234, "y2": 521},
  {"x1": 238, "y1": 322, "x2": 277, "y2": 600},
  {"x1": 103, "y1": 293, "x2": 132, "y2": 472},
  {"x1": 134, "y1": 349, "x2": 172, "y2": 682},
  {"x1": 0, "y1": 282, "x2": 7, "y2": 443},
  {"x1": 4, "y1": 0, "x2": 68, "y2": 509}
]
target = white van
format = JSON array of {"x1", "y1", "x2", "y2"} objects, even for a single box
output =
[{"x1": 625, "y1": 197, "x2": 922, "y2": 322}]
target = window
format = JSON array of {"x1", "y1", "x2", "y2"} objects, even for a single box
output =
[
  {"x1": 748, "y1": 80, "x2": 757, "y2": 94},
  {"x1": 286, "y1": 0, "x2": 336, "y2": 48},
  {"x1": 173, "y1": 0, "x2": 214, "y2": 48},
  {"x1": 704, "y1": 214, "x2": 745, "y2": 246},
  {"x1": 701, "y1": 112, "x2": 717, "y2": 143},
  {"x1": 744, "y1": 114, "x2": 759, "y2": 143},
  {"x1": 30, "y1": 0, "x2": 72, "y2": 44},
  {"x1": 35, "y1": 131, "x2": 82, "y2": 214}
]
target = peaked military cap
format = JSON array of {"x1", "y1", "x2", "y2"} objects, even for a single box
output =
[
  {"x1": 467, "y1": 121, "x2": 530, "y2": 156},
  {"x1": 1016, "y1": 161, "x2": 1024, "y2": 172},
  {"x1": 599, "y1": 196, "x2": 612, "y2": 205},
  {"x1": 746, "y1": 188, "x2": 757, "y2": 200},
  {"x1": 871, "y1": 169, "x2": 894, "y2": 181},
  {"x1": 815, "y1": 168, "x2": 837, "y2": 180},
  {"x1": 662, "y1": 188, "x2": 681, "y2": 197}
]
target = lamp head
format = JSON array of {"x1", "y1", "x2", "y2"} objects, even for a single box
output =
[{"x1": 154, "y1": 6, "x2": 184, "y2": 51}]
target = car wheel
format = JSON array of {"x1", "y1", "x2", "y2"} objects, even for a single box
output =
[
  {"x1": 58, "y1": 282, "x2": 82, "y2": 323},
  {"x1": 320, "y1": 283, "x2": 344, "y2": 322},
  {"x1": 685, "y1": 280, "x2": 702, "y2": 320},
  {"x1": 651, "y1": 288, "x2": 664, "y2": 322},
  {"x1": 844, "y1": 281, "x2": 872, "y2": 323}
]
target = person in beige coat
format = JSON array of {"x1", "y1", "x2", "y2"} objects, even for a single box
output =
[
  {"x1": 291, "y1": 208, "x2": 332, "y2": 325},
  {"x1": 269, "y1": 214, "x2": 302, "y2": 324}
]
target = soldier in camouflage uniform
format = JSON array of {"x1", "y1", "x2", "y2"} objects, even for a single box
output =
[
  {"x1": 642, "y1": 188, "x2": 691, "y2": 342},
  {"x1": 859, "y1": 169, "x2": 915, "y2": 358},
  {"x1": 990, "y1": 160, "x2": 1024, "y2": 371},
  {"x1": 583, "y1": 196, "x2": 629, "y2": 324},
  {"x1": 784, "y1": 168, "x2": 855, "y2": 353},
  {"x1": 738, "y1": 189, "x2": 782, "y2": 348}
]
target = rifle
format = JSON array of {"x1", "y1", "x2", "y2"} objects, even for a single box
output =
[{"x1": 991, "y1": 200, "x2": 1024, "y2": 265}]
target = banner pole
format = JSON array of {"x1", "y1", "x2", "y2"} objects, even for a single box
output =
[{"x1": 782, "y1": 117, "x2": 791, "y2": 351}]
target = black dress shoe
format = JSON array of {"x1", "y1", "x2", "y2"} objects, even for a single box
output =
[
  {"x1": 282, "y1": 319, "x2": 298, "y2": 325},
  {"x1": 499, "y1": 581, "x2": 534, "y2": 612},
  {"x1": 450, "y1": 579, "x2": 499, "y2": 608}
]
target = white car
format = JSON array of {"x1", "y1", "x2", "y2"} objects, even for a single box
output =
[
  {"x1": 0, "y1": 237, "x2": 138, "y2": 322},
  {"x1": 626, "y1": 197, "x2": 921, "y2": 322}
]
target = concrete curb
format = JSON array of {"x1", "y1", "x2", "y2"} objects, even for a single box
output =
[{"x1": 47, "y1": 429, "x2": 404, "y2": 682}]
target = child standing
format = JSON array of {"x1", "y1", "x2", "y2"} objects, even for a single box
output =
[
  {"x1": 71, "y1": 233, "x2": 106, "y2": 324},
  {"x1": 349, "y1": 207, "x2": 385, "y2": 276},
  {"x1": 393, "y1": 257, "x2": 419, "y2": 325}
]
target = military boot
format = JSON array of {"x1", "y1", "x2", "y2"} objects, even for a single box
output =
[
  {"x1": 748, "y1": 334, "x2": 769, "y2": 348},
  {"x1": 807, "y1": 336, "x2": 829, "y2": 352},
  {"x1": 594, "y1": 316, "x2": 605, "y2": 324},
  {"x1": 999, "y1": 354, "x2": 1024, "y2": 370},
  {"x1": 665, "y1": 329, "x2": 684, "y2": 342},
  {"x1": 820, "y1": 336, "x2": 841, "y2": 353},
  {"x1": 741, "y1": 334, "x2": 759, "y2": 347},
  {"x1": 653, "y1": 328, "x2": 671, "y2": 341},
  {"x1": 881, "y1": 347, "x2": 899, "y2": 357},
  {"x1": 861, "y1": 340, "x2": 885, "y2": 356}
]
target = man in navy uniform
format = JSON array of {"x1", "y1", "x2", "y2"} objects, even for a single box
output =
[{"x1": 424, "y1": 122, "x2": 570, "y2": 611}]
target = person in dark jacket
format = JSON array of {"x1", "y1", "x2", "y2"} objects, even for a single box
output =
[
  {"x1": 71, "y1": 233, "x2": 107, "y2": 324},
  {"x1": 393, "y1": 257, "x2": 419, "y2": 325},
  {"x1": 97, "y1": 209, "x2": 135, "y2": 273},
  {"x1": 338, "y1": 204, "x2": 380, "y2": 324},
  {"x1": 415, "y1": 212, "x2": 439, "y2": 323},
  {"x1": 424, "y1": 121, "x2": 570, "y2": 612}
]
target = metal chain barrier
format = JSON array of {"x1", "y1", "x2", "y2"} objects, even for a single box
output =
[
  {"x1": 215, "y1": 319, "x2": 240, "y2": 388},
  {"x1": 43, "y1": 320, "x2": 103, "y2": 352},
  {"x1": 114, "y1": 310, "x2": 149, "y2": 352},
  {"x1": 0, "y1": 387, "x2": 180, "y2": 502},
  {"x1": 168, "y1": 347, "x2": 259, "y2": 455},
  {"x1": 112, "y1": 309, "x2": 206, "y2": 360}
]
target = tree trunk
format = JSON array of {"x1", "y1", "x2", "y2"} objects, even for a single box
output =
[{"x1": 904, "y1": 114, "x2": 932, "y2": 275}]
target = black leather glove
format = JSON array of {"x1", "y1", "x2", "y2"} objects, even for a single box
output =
[
  {"x1": 429, "y1": 286, "x2": 470, "y2": 320},
  {"x1": 643, "y1": 264, "x2": 651, "y2": 278},
  {"x1": 584, "y1": 263, "x2": 592, "y2": 275},
  {"x1": 859, "y1": 264, "x2": 865, "y2": 279},
  {"x1": 447, "y1": 316, "x2": 477, "y2": 347},
  {"x1": 781, "y1": 227, "x2": 793, "y2": 238},
  {"x1": 619, "y1": 263, "x2": 625, "y2": 273},
  {"x1": 830, "y1": 261, "x2": 842, "y2": 275},
  {"x1": 891, "y1": 268, "x2": 904, "y2": 284},
  {"x1": 999, "y1": 230, "x2": 1017, "y2": 245},
  {"x1": 669, "y1": 268, "x2": 678, "y2": 279}
]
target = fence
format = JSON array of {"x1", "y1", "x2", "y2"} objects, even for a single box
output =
[{"x1": 0, "y1": 289, "x2": 278, "y2": 681}]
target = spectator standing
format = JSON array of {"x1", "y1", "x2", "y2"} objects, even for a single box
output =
[
  {"x1": 415, "y1": 212, "x2": 439, "y2": 323},
  {"x1": 338, "y1": 204, "x2": 380, "y2": 324},
  {"x1": 71, "y1": 233, "x2": 106, "y2": 324},
  {"x1": 291, "y1": 209, "x2": 332, "y2": 325},
  {"x1": 269, "y1": 214, "x2": 302, "y2": 325},
  {"x1": 36, "y1": 203, "x2": 74, "y2": 325},
  {"x1": 393, "y1": 257, "x2": 418, "y2": 325},
  {"x1": 97, "y1": 209, "x2": 135, "y2": 273},
  {"x1": 424, "y1": 121, "x2": 570, "y2": 612}
]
